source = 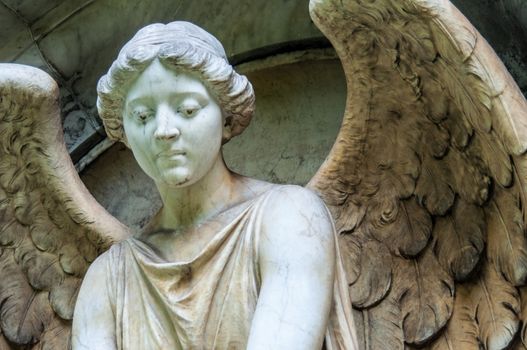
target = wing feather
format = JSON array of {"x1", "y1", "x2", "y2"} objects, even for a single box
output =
[
  {"x1": 512, "y1": 157, "x2": 527, "y2": 227},
  {"x1": 367, "y1": 197, "x2": 432, "y2": 257},
  {"x1": 441, "y1": 103, "x2": 473, "y2": 150},
  {"x1": 433, "y1": 198, "x2": 485, "y2": 281},
  {"x1": 392, "y1": 247, "x2": 454, "y2": 346},
  {"x1": 32, "y1": 317, "x2": 71, "y2": 350},
  {"x1": 49, "y1": 278, "x2": 82, "y2": 320},
  {"x1": 363, "y1": 293, "x2": 404, "y2": 350},
  {"x1": 414, "y1": 153, "x2": 455, "y2": 216},
  {"x1": 470, "y1": 131, "x2": 513, "y2": 187},
  {"x1": 486, "y1": 185, "x2": 527, "y2": 286},
  {"x1": 346, "y1": 237, "x2": 392, "y2": 308},
  {"x1": 430, "y1": 285, "x2": 479, "y2": 350},
  {"x1": 13, "y1": 239, "x2": 63, "y2": 291},
  {"x1": 0, "y1": 249, "x2": 54, "y2": 345},
  {"x1": 475, "y1": 263, "x2": 520, "y2": 350},
  {"x1": 520, "y1": 288, "x2": 527, "y2": 348}
]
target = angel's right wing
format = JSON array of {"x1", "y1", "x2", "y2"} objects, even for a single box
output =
[
  {"x1": 307, "y1": 0, "x2": 527, "y2": 349},
  {"x1": 0, "y1": 64, "x2": 129, "y2": 349}
]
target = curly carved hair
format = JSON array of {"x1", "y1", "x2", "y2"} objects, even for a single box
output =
[{"x1": 97, "y1": 21, "x2": 255, "y2": 144}]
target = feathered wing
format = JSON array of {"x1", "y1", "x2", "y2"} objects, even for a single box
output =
[
  {"x1": 307, "y1": 0, "x2": 527, "y2": 348},
  {"x1": 0, "y1": 64, "x2": 129, "y2": 349}
]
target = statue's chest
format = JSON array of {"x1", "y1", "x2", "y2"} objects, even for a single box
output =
[
  {"x1": 143, "y1": 224, "x2": 217, "y2": 262},
  {"x1": 116, "y1": 212, "x2": 261, "y2": 349}
]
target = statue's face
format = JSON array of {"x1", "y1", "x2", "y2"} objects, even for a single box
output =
[{"x1": 123, "y1": 59, "x2": 224, "y2": 188}]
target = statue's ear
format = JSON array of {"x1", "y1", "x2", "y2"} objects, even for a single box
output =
[{"x1": 222, "y1": 114, "x2": 233, "y2": 142}]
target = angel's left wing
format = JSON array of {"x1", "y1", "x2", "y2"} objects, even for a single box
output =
[
  {"x1": 307, "y1": 0, "x2": 527, "y2": 349},
  {"x1": 0, "y1": 64, "x2": 129, "y2": 349}
]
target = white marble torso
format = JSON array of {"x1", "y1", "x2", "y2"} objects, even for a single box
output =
[{"x1": 72, "y1": 185, "x2": 358, "y2": 349}]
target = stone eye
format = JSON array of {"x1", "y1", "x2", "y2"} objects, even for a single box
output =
[
  {"x1": 134, "y1": 109, "x2": 153, "y2": 123},
  {"x1": 179, "y1": 106, "x2": 199, "y2": 118}
]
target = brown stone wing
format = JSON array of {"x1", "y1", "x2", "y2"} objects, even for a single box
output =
[
  {"x1": 307, "y1": 0, "x2": 527, "y2": 348},
  {"x1": 0, "y1": 64, "x2": 129, "y2": 349}
]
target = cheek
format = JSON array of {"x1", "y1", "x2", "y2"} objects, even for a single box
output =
[
  {"x1": 132, "y1": 147, "x2": 158, "y2": 179},
  {"x1": 197, "y1": 124, "x2": 222, "y2": 162},
  {"x1": 187, "y1": 111, "x2": 223, "y2": 147},
  {"x1": 203, "y1": 109, "x2": 224, "y2": 142},
  {"x1": 124, "y1": 124, "x2": 159, "y2": 178},
  {"x1": 183, "y1": 114, "x2": 222, "y2": 176}
]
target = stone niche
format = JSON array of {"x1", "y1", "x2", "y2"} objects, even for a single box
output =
[{"x1": 80, "y1": 53, "x2": 346, "y2": 229}]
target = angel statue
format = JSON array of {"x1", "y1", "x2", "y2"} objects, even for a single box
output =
[{"x1": 1, "y1": 0, "x2": 527, "y2": 349}]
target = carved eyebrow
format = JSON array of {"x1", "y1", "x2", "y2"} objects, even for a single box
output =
[
  {"x1": 125, "y1": 96, "x2": 153, "y2": 111},
  {"x1": 176, "y1": 92, "x2": 209, "y2": 105}
]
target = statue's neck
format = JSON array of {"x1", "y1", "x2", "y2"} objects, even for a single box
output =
[{"x1": 154, "y1": 155, "x2": 239, "y2": 230}]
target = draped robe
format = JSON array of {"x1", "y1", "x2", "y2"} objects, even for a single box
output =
[{"x1": 75, "y1": 185, "x2": 358, "y2": 349}]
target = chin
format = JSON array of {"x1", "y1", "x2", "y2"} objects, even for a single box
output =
[
  {"x1": 160, "y1": 168, "x2": 195, "y2": 188},
  {"x1": 163, "y1": 177, "x2": 192, "y2": 188}
]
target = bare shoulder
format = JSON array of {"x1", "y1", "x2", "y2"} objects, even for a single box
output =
[
  {"x1": 263, "y1": 185, "x2": 334, "y2": 230},
  {"x1": 259, "y1": 185, "x2": 336, "y2": 260},
  {"x1": 266, "y1": 184, "x2": 329, "y2": 210},
  {"x1": 81, "y1": 242, "x2": 124, "y2": 287}
]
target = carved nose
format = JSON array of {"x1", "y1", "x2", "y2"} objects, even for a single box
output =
[
  {"x1": 154, "y1": 105, "x2": 181, "y2": 140},
  {"x1": 154, "y1": 126, "x2": 181, "y2": 140}
]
